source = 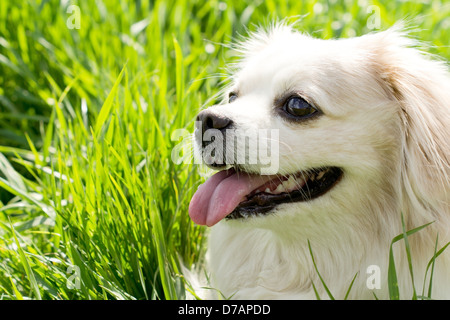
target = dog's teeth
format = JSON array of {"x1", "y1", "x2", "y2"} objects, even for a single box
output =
[
  {"x1": 273, "y1": 183, "x2": 285, "y2": 194},
  {"x1": 262, "y1": 174, "x2": 308, "y2": 196},
  {"x1": 316, "y1": 171, "x2": 325, "y2": 180},
  {"x1": 283, "y1": 176, "x2": 297, "y2": 191}
]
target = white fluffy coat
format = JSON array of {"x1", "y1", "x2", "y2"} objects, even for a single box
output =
[{"x1": 194, "y1": 24, "x2": 450, "y2": 300}]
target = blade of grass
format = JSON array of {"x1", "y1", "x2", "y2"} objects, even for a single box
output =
[
  {"x1": 0, "y1": 176, "x2": 56, "y2": 220},
  {"x1": 344, "y1": 272, "x2": 359, "y2": 300},
  {"x1": 388, "y1": 221, "x2": 433, "y2": 300},
  {"x1": 401, "y1": 212, "x2": 417, "y2": 299},
  {"x1": 94, "y1": 63, "x2": 127, "y2": 137},
  {"x1": 427, "y1": 243, "x2": 450, "y2": 299},
  {"x1": 9, "y1": 277, "x2": 24, "y2": 300},
  {"x1": 10, "y1": 221, "x2": 42, "y2": 300},
  {"x1": 421, "y1": 235, "x2": 450, "y2": 299},
  {"x1": 149, "y1": 198, "x2": 176, "y2": 300},
  {"x1": 311, "y1": 280, "x2": 321, "y2": 300},
  {"x1": 307, "y1": 240, "x2": 334, "y2": 300}
]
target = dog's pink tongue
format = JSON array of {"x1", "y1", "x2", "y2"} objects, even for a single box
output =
[{"x1": 189, "y1": 170, "x2": 274, "y2": 227}]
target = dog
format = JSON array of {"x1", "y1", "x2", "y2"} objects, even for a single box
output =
[{"x1": 188, "y1": 22, "x2": 450, "y2": 299}]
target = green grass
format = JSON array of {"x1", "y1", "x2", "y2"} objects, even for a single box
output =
[{"x1": 0, "y1": 0, "x2": 449, "y2": 300}]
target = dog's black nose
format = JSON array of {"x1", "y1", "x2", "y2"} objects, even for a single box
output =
[
  {"x1": 196, "y1": 110, "x2": 232, "y2": 134},
  {"x1": 196, "y1": 111, "x2": 233, "y2": 167}
]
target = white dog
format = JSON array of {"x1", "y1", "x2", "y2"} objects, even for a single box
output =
[{"x1": 188, "y1": 23, "x2": 450, "y2": 299}]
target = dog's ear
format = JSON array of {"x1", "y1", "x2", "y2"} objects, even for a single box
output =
[{"x1": 370, "y1": 28, "x2": 450, "y2": 211}]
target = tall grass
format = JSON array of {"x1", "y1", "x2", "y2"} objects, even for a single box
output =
[{"x1": 0, "y1": 0, "x2": 449, "y2": 300}]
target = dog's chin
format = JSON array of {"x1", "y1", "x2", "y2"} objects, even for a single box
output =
[{"x1": 207, "y1": 163, "x2": 344, "y2": 221}]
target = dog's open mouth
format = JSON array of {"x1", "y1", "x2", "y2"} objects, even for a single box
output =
[
  {"x1": 227, "y1": 167, "x2": 343, "y2": 220},
  {"x1": 189, "y1": 166, "x2": 343, "y2": 226}
]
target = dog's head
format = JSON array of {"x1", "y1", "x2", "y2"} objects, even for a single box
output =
[{"x1": 189, "y1": 24, "x2": 450, "y2": 229}]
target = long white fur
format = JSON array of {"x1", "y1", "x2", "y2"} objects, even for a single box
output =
[{"x1": 193, "y1": 23, "x2": 450, "y2": 299}]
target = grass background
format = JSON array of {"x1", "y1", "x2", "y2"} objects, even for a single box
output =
[{"x1": 0, "y1": 0, "x2": 448, "y2": 300}]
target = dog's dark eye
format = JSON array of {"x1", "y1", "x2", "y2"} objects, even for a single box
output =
[
  {"x1": 228, "y1": 92, "x2": 238, "y2": 103},
  {"x1": 284, "y1": 96, "x2": 317, "y2": 118}
]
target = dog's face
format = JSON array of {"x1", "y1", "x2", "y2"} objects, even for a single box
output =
[{"x1": 189, "y1": 26, "x2": 406, "y2": 228}]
